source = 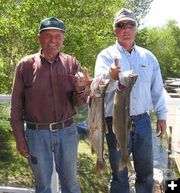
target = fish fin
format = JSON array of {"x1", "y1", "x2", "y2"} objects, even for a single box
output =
[
  {"x1": 95, "y1": 159, "x2": 107, "y2": 175},
  {"x1": 112, "y1": 125, "x2": 117, "y2": 135},
  {"x1": 128, "y1": 120, "x2": 133, "y2": 131},
  {"x1": 91, "y1": 147, "x2": 96, "y2": 154},
  {"x1": 87, "y1": 95, "x2": 90, "y2": 104},
  {"x1": 116, "y1": 143, "x2": 121, "y2": 151},
  {"x1": 126, "y1": 159, "x2": 133, "y2": 172},
  {"x1": 104, "y1": 120, "x2": 108, "y2": 133}
]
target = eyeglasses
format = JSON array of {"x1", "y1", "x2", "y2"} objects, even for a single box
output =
[{"x1": 115, "y1": 22, "x2": 136, "y2": 29}]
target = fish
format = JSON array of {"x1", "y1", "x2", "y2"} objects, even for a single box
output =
[
  {"x1": 112, "y1": 72, "x2": 138, "y2": 172},
  {"x1": 88, "y1": 76, "x2": 109, "y2": 175}
]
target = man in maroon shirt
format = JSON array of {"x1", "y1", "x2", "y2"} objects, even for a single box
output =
[{"x1": 10, "y1": 17, "x2": 90, "y2": 193}]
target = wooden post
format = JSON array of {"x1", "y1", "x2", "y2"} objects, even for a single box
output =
[
  {"x1": 0, "y1": 186, "x2": 34, "y2": 193},
  {"x1": 167, "y1": 126, "x2": 174, "y2": 170}
]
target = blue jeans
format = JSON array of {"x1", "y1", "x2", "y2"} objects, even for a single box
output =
[
  {"x1": 105, "y1": 113, "x2": 154, "y2": 193},
  {"x1": 25, "y1": 124, "x2": 81, "y2": 193}
]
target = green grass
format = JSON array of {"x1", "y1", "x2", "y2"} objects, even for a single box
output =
[
  {"x1": 1, "y1": 103, "x2": 179, "y2": 192},
  {"x1": 78, "y1": 139, "x2": 110, "y2": 193}
]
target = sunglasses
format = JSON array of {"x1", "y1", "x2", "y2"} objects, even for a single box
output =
[{"x1": 115, "y1": 22, "x2": 136, "y2": 29}]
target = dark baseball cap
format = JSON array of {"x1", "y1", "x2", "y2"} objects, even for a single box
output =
[
  {"x1": 39, "y1": 17, "x2": 64, "y2": 33},
  {"x1": 113, "y1": 8, "x2": 136, "y2": 27}
]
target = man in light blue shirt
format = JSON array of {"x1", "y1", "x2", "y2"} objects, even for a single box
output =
[{"x1": 95, "y1": 8, "x2": 167, "y2": 193}]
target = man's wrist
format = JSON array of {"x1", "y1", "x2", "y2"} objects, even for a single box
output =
[{"x1": 74, "y1": 89, "x2": 85, "y2": 94}]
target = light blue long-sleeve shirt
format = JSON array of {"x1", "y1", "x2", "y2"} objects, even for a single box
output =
[{"x1": 95, "y1": 41, "x2": 167, "y2": 120}]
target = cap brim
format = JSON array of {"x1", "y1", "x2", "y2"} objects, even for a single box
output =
[
  {"x1": 114, "y1": 17, "x2": 136, "y2": 24},
  {"x1": 39, "y1": 27, "x2": 64, "y2": 33}
]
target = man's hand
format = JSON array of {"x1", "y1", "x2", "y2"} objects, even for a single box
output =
[
  {"x1": 156, "y1": 119, "x2": 167, "y2": 137},
  {"x1": 16, "y1": 137, "x2": 29, "y2": 158},
  {"x1": 75, "y1": 70, "x2": 92, "y2": 92},
  {"x1": 109, "y1": 58, "x2": 121, "y2": 80}
]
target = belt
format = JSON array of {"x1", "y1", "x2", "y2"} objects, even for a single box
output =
[
  {"x1": 131, "y1": 112, "x2": 148, "y2": 120},
  {"x1": 105, "y1": 113, "x2": 148, "y2": 122},
  {"x1": 105, "y1": 116, "x2": 112, "y2": 123},
  {"x1": 26, "y1": 118, "x2": 73, "y2": 131}
]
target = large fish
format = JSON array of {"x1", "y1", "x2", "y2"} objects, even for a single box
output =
[
  {"x1": 113, "y1": 72, "x2": 138, "y2": 172},
  {"x1": 88, "y1": 76, "x2": 109, "y2": 175}
]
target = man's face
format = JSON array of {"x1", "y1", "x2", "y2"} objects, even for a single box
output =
[
  {"x1": 38, "y1": 29, "x2": 64, "y2": 56},
  {"x1": 114, "y1": 20, "x2": 136, "y2": 45}
]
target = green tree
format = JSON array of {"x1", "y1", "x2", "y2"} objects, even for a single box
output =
[
  {"x1": 137, "y1": 20, "x2": 180, "y2": 79},
  {"x1": 124, "y1": 0, "x2": 153, "y2": 25},
  {"x1": 0, "y1": 0, "x2": 153, "y2": 93},
  {"x1": 0, "y1": 0, "x2": 124, "y2": 93}
]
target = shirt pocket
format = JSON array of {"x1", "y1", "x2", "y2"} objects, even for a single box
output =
[
  {"x1": 23, "y1": 72, "x2": 34, "y2": 89},
  {"x1": 22, "y1": 65, "x2": 35, "y2": 89},
  {"x1": 138, "y1": 64, "x2": 152, "y2": 83}
]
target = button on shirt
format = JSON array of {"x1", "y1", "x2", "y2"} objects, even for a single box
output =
[{"x1": 95, "y1": 41, "x2": 167, "y2": 120}]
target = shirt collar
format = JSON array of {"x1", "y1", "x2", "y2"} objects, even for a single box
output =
[
  {"x1": 39, "y1": 49, "x2": 60, "y2": 64},
  {"x1": 116, "y1": 40, "x2": 136, "y2": 53}
]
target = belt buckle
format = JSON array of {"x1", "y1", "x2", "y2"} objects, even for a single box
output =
[{"x1": 49, "y1": 122, "x2": 59, "y2": 132}]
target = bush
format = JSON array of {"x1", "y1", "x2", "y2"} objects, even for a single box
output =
[{"x1": 0, "y1": 102, "x2": 33, "y2": 187}]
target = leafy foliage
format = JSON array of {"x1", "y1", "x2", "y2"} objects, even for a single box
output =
[
  {"x1": 136, "y1": 20, "x2": 180, "y2": 79},
  {"x1": 0, "y1": 102, "x2": 33, "y2": 187},
  {"x1": 0, "y1": 103, "x2": 13, "y2": 163},
  {"x1": 78, "y1": 153, "x2": 110, "y2": 193},
  {"x1": 124, "y1": 0, "x2": 153, "y2": 25},
  {"x1": 0, "y1": 0, "x2": 155, "y2": 93}
]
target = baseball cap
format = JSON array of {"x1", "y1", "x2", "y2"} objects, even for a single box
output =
[
  {"x1": 39, "y1": 17, "x2": 64, "y2": 33},
  {"x1": 113, "y1": 8, "x2": 136, "y2": 27}
]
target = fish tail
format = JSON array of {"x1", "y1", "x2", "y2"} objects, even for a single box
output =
[
  {"x1": 91, "y1": 147, "x2": 95, "y2": 154},
  {"x1": 126, "y1": 159, "x2": 133, "y2": 172},
  {"x1": 118, "y1": 159, "x2": 126, "y2": 171},
  {"x1": 118, "y1": 157, "x2": 133, "y2": 172},
  {"x1": 95, "y1": 159, "x2": 106, "y2": 175},
  {"x1": 116, "y1": 142, "x2": 121, "y2": 151}
]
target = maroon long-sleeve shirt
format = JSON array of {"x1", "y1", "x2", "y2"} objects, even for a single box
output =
[{"x1": 10, "y1": 51, "x2": 87, "y2": 140}]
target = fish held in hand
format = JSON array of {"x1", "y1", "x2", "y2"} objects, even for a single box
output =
[
  {"x1": 113, "y1": 72, "x2": 138, "y2": 172},
  {"x1": 88, "y1": 76, "x2": 109, "y2": 175}
]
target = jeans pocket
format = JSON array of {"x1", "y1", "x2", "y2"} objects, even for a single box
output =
[
  {"x1": 25, "y1": 128, "x2": 34, "y2": 142},
  {"x1": 64, "y1": 125, "x2": 79, "y2": 143}
]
